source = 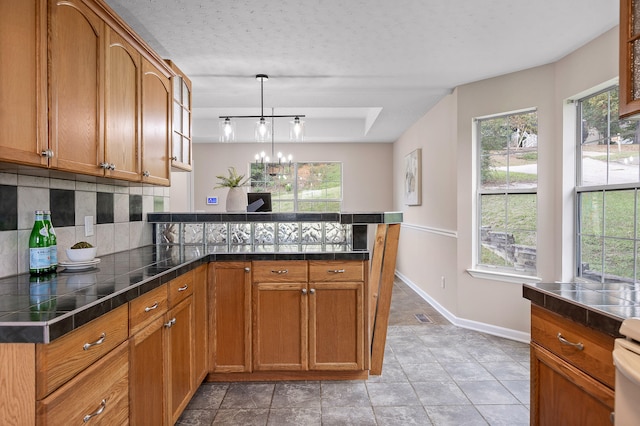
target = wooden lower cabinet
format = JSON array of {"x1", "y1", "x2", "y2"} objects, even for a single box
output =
[
  {"x1": 530, "y1": 305, "x2": 615, "y2": 425},
  {"x1": 167, "y1": 296, "x2": 194, "y2": 424},
  {"x1": 37, "y1": 341, "x2": 129, "y2": 425},
  {"x1": 210, "y1": 262, "x2": 252, "y2": 373},
  {"x1": 193, "y1": 264, "x2": 208, "y2": 383},
  {"x1": 251, "y1": 260, "x2": 365, "y2": 373}
]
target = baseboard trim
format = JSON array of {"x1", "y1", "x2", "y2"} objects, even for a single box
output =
[{"x1": 395, "y1": 271, "x2": 531, "y2": 344}]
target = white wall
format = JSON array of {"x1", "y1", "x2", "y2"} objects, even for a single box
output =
[
  {"x1": 393, "y1": 27, "x2": 619, "y2": 340},
  {"x1": 191, "y1": 142, "x2": 394, "y2": 212}
]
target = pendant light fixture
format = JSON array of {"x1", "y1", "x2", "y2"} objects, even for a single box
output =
[
  {"x1": 218, "y1": 74, "x2": 305, "y2": 143},
  {"x1": 254, "y1": 109, "x2": 293, "y2": 176}
]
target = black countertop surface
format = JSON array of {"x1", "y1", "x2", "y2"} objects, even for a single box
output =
[
  {"x1": 523, "y1": 282, "x2": 640, "y2": 338},
  {"x1": 0, "y1": 244, "x2": 369, "y2": 344}
]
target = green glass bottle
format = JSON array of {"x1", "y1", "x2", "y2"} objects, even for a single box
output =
[
  {"x1": 29, "y1": 210, "x2": 50, "y2": 275},
  {"x1": 43, "y1": 210, "x2": 57, "y2": 272}
]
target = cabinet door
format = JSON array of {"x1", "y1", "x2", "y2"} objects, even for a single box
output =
[
  {"x1": 104, "y1": 26, "x2": 141, "y2": 181},
  {"x1": 193, "y1": 264, "x2": 208, "y2": 383},
  {"x1": 167, "y1": 60, "x2": 192, "y2": 171},
  {"x1": 530, "y1": 343, "x2": 614, "y2": 426},
  {"x1": 252, "y1": 282, "x2": 307, "y2": 371},
  {"x1": 309, "y1": 282, "x2": 364, "y2": 371},
  {"x1": 129, "y1": 316, "x2": 166, "y2": 426},
  {"x1": 167, "y1": 296, "x2": 194, "y2": 424},
  {"x1": 0, "y1": 0, "x2": 48, "y2": 167},
  {"x1": 210, "y1": 262, "x2": 251, "y2": 373},
  {"x1": 620, "y1": 0, "x2": 640, "y2": 117},
  {"x1": 48, "y1": 0, "x2": 104, "y2": 175},
  {"x1": 141, "y1": 57, "x2": 171, "y2": 186}
]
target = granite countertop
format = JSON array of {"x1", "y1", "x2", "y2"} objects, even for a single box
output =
[
  {"x1": 523, "y1": 282, "x2": 640, "y2": 337},
  {"x1": 0, "y1": 244, "x2": 369, "y2": 344}
]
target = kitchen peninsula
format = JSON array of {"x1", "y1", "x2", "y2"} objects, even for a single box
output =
[{"x1": 0, "y1": 211, "x2": 401, "y2": 425}]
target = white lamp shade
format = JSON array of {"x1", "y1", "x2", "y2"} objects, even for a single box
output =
[
  {"x1": 290, "y1": 117, "x2": 304, "y2": 141},
  {"x1": 219, "y1": 118, "x2": 235, "y2": 142},
  {"x1": 255, "y1": 118, "x2": 272, "y2": 142}
]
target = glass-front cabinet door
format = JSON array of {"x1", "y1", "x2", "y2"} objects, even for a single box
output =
[
  {"x1": 167, "y1": 60, "x2": 192, "y2": 171},
  {"x1": 620, "y1": 0, "x2": 640, "y2": 118}
]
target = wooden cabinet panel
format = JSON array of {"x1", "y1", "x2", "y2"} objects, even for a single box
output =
[
  {"x1": 193, "y1": 264, "x2": 208, "y2": 383},
  {"x1": 620, "y1": 0, "x2": 640, "y2": 117},
  {"x1": 167, "y1": 297, "x2": 194, "y2": 424},
  {"x1": 37, "y1": 341, "x2": 129, "y2": 426},
  {"x1": 168, "y1": 269, "x2": 193, "y2": 306},
  {"x1": 167, "y1": 60, "x2": 192, "y2": 171},
  {"x1": 531, "y1": 343, "x2": 614, "y2": 426},
  {"x1": 252, "y1": 261, "x2": 308, "y2": 283},
  {"x1": 129, "y1": 283, "x2": 167, "y2": 336},
  {"x1": 210, "y1": 262, "x2": 251, "y2": 373},
  {"x1": 0, "y1": 0, "x2": 48, "y2": 167},
  {"x1": 141, "y1": 57, "x2": 171, "y2": 186},
  {"x1": 104, "y1": 26, "x2": 141, "y2": 181},
  {"x1": 531, "y1": 305, "x2": 615, "y2": 388},
  {"x1": 309, "y1": 260, "x2": 364, "y2": 282},
  {"x1": 309, "y1": 282, "x2": 364, "y2": 370},
  {"x1": 36, "y1": 304, "x2": 128, "y2": 399},
  {"x1": 129, "y1": 315, "x2": 166, "y2": 426},
  {"x1": 48, "y1": 0, "x2": 104, "y2": 175},
  {"x1": 253, "y1": 282, "x2": 307, "y2": 371}
]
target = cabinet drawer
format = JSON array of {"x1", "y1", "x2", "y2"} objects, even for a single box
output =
[
  {"x1": 309, "y1": 260, "x2": 364, "y2": 282},
  {"x1": 252, "y1": 261, "x2": 308, "y2": 283},
  {"x1": 130, "y1": 284, "x2": 168, "y2": 335},
  {"x1": 37, "y1": 341, "x2": 129, "y2": 425},
  {"x1": 531, "y1": 305, "x2": 615, "y2": 388},
  {"x1": 168, "y1": 271, "x2": 193, "y2": 307},
  {"x1": 36, "y1": 304, "x2": 129, "y2": 399}
]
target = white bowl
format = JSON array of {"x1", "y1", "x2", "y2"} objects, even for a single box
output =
[{"x1": 66, "y1": 247, "x2": 97, "y2": 262}]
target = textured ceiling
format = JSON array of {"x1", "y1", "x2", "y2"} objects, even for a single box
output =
[{"x1": 104, "y1": 0, "x2": 619, "y2": 144}]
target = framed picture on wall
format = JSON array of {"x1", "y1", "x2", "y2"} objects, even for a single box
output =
[{"x1": 404, "y1": 148, "x2": 421, "y2": 206}]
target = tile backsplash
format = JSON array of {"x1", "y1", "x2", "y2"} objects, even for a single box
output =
[{"x1": 0, "y1": 172, "x2": 170, "y2": 279}]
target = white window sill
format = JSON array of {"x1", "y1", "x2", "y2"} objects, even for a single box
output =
[{"x1": 466, "y1": 268, "x2": 542, "y2": 285}]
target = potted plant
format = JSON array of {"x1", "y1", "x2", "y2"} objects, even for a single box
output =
[{"x1": 215, "y1": 167, "x2": 249, "y2": 212}]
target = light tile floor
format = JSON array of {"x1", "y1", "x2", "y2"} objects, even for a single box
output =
[{"x1": 177, "y1": 279, "x2": 531, "y2": 425}]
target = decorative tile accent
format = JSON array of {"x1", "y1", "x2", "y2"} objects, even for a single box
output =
[
  {"x1": 254, "y1": 222, "x2": 275, "y2": 244},
  {"x1": 229, "y1": 223, "x2": 251, "y2": 245},
  {"x1": 0, "y1": 185, "x2": 18, "y2": 231},
  {"x1": 129, "y1": 194, "x2": 143, "y2": 222},
  {"x1": 301, "y1": 222, "x2": 322, "y2": 243},
  {"x1": 278, "y1": 222, "x2": 299, "y2": 243},
  {"x1": 183, "y1": 223, "x2": 204, "y2": 244},
  {"x1": 326, "y1": 222, "x2": 347, "y2": 243},
  {"x1": 205, "y1": 223, "x2": 227, "y2": 245},
  {"x1": 50, "y1": 189, "x2": 75, "y2": 227},
  {"x1": 97, "y1": 192, "x2": 114, "y2": 224}
]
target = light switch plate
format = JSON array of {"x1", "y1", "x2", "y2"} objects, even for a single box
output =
[{"x1": 84, "y1": 216, "x2": 94, "y2": 237}]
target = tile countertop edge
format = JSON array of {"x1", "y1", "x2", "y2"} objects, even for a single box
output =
[
  {"x1": 147, "y1": 211, "x2": 404, "y2": 224},
  {"x1": 522, "y1": 283, "x2": 624, "y2": 338},
  {"x1": 0, "y1": 249, "x2": 370, "y2": 344}
]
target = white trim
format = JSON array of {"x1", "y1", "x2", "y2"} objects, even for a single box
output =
[
  {"x1": 401, "y1": 223, "x2": 457, "y2": 238},
  {"x1": 466, "y1": 268, "x2": 541, "y2": 284},
  {"x1": 395, "y1": 271, "x2": 531, "y2": 343}
]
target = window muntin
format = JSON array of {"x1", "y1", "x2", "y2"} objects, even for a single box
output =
[
  {"x1": 250, "y1": 162, "x2": 342, "y2": 212},
  {"x1": 476, "y1": 110, "x2": 538, "y2": 274},
  {"x1": 576, "y1": 86, "x2": 640, "y2": 284}
]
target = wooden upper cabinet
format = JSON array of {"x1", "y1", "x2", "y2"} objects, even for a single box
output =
[
  {"x1": 141, "y1": 57, "x2": 171, "y2": 186},
  {"x1": 48, "y1": 0, "x2": 105, "y2": 176},
  {"x1": 104, "y1": 26, "x2": 141, "y2": 181},
  {"x1": 167, "y1": 61, "x2": 193, "y2": 171},
  {"x1": 0, "y1": 0, "x2": 48, "y2": 167},
  {"x1": 620, "y1": 0, "x2": 640, "y2": 117}
]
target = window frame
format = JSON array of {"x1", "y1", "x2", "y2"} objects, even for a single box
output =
[{"x1": 474, "y1": 109, "x2": 539, "y2": 276}]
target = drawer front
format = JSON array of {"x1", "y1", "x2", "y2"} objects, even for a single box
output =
[
  {"x1": 252, "y1": 261, "x2": 308, "y2": 283},
  {"x1": 531, "y1": 305, "x2": 615, "y2": 388},
  {"x1": 309, "y1": 260, "x2": 364, "y2": 282},
  {"x1": 36, "y1": 304, "x2": 129, "y2": 399},
  {"x1": 168, "y1": 270, "x2": 194, "y2": 307},
  {"x1": 129, "y1": 284, "x2": 168, "y2": 335},
  {"x1": 37, "y1": 341, "x2": 129, "y2": 425}
]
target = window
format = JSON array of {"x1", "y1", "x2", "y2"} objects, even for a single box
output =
[
  {"x1": 476, "y1": 110, "x2": 538, "y2": 274},
  {"x1": 249, "y1": 162, "x2": 342, "y2": 212},
  {"x1": 576, "y1": 87, "x2": 640, "y2": 283}
]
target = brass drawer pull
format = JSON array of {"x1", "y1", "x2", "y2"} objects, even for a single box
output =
[
  {"x1": 144, "y1": 302, "x2": 159, "y2": 312},
  {"x1": 271, "y1": 269, "x2": 288, "y2": 274},
  {"x1": 557, "y1": 333, "x2": 584, "y2": 351},
  {"x1": 83, "y1": 333, "x2": 106, "y2": 351},
  {"x1": 178, "y1": 284, "x2": 189, "y2": 292},
  {"x1": 328, "y1": 269, "x2": 345, "y2": 273},
  {"x1": 83, "y1": 399, "x2": 106, "y2": 423}
]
